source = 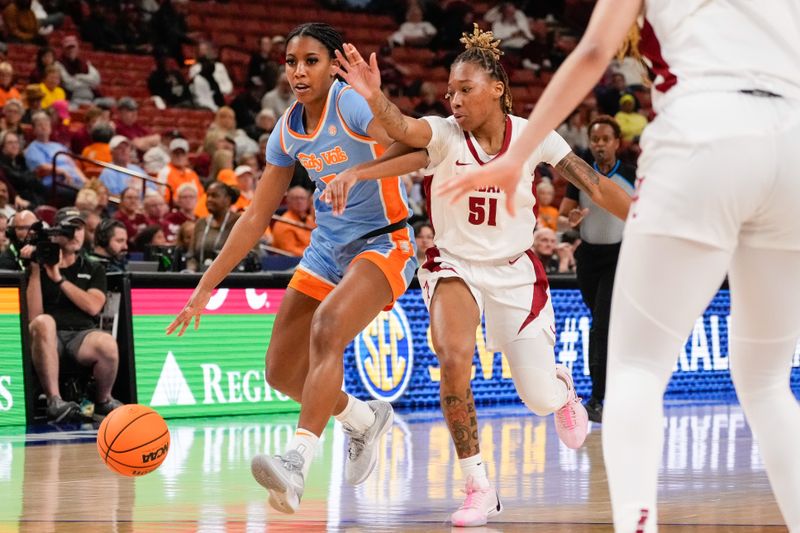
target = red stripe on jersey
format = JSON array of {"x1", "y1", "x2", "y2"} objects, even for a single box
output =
[
  {"x1": 420, "y1": 246, "x2": 456, "y2": 274},
  {"x1": 517, "y1": 249, "x2": 550, "y2": 335},
  {"x1": 463, "y1": 115, "x2": 513, "y2": 165},
  {"x1": 423, "y1": 174, "x2": 435, "y2": 232},
  {"x1": 639, "y1": 19, "x2": 677, "y2": 93}
]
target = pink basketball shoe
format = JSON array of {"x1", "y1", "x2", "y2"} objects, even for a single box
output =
[
  {"x1": 450, "y1": 475, "x2": 503, "y2": 527},
  {"x1": 554, "y1": 364, "x2": 589, "y2": 449}
]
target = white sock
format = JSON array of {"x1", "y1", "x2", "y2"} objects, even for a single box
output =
[
  {"x1": 459, "y1": 453, "x2": 488, "y2": 485},
  {"x1": 334, "y1": 394, "x2": 375, "y2": 433},
  {"x1": 287, "y1": 427, "x2": 319, "y2": 479}
]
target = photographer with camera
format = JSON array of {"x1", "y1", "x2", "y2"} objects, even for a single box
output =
[
  {"x1": 0, "y1": 209, "x2": 38, "y2": 271},
  {"x1": 25, "y1": 207, "x2": 123, "y2": 422},
  {"x1": 87, "y1": 218, "x2": 128, "y2": 273}
]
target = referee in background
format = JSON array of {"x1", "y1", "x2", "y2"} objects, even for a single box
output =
[{"x1": 559, "y1": 115, "x2": 635, "y2": 423}]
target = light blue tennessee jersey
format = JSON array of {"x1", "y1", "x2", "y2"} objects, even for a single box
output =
[{"x1": 266, "y1": 80, "x2": 411, "y2": 245}]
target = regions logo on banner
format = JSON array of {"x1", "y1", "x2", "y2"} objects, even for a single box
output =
[
  {"x1": 354, "y1": 304, "x2": 414, "y2": 402},
  {"x1": 0, "y1": 288, "x2": 25, "y2": 426},
  {"x1": 131, "y1": 288, "x2": 299, "y2": 418}
]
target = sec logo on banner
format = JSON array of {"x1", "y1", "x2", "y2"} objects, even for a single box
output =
[{"x1": 354, "y1": 304, "x2": 414, "y2": 402}]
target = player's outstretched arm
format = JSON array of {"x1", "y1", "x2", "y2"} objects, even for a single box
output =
[
  {"x1": 437, "y1": 0, "x2": 642, "y2": 212},
  {"x1": 166, "y1": 163, "x2": 294, "y2": 336},
  {"x1": 555, "y1": 152, "x2": 630, "y2": 221},
  {"x1": 322, "y1": 142, "x2": 429, "y2": 215},
  {"x1": 334, "y1": 43, "x2": 433, "y2": 149}
]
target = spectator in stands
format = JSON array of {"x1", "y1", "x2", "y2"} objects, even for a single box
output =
[
  {"x1": 114, "y1": 97, "x2": 161, "y2": 152},
  {"x1": 69, "y1": 105, "x2": 103, "y2": 154},
  {"x1": 0, "y1": 209, "x2": 37, "y2": 270},
  {"x1": 260, "y1": 71, "x2": 293, "y2": 119},
  {"x1": 190, "y1": 57, "x2": 226, "y2": 112},
  {"x1": 99, "y1": 136, "x2": 152, "y2": 196},
  {"x1": 57, "y1": 36, "x2": 101, "y2": 106},
  {"x1": 414, "y1": 82, "x2": 448, "y2": 117},
  {"x1": 142, "y1": 190, "x2": 167, "y2": 226},
  {"x1": 431, "y1": 0, "x2": 474, "y2": 53},
  {"x1": 113, "y1": 187, "x2": 147, "y2": 245},
  {"x1": 232, "y1": 165, "x2": 255, "y2": 212},
  {"x1": 0, "y1": 131, "x2": 44, "y2": 206},
  {"x1": 29, "y1": 46, "x2": 55, "y2": 83},
  {"x1": 203, "y1": 107, "x2": 237, "y2": 157},
  {"x1": 189, "y1": 40, "x2": 233, "y2": 93},
  {"x1": 0, "y1": 179, "x2": 15, "y2": 218},
  {"x1": 147, "y1": 51, "x2": 193, "y2": 108},
  {"x1": 245, "y1": 108, "x2": 276, "y2": 142},
  {"x1": 25, "y1": 111, "x2": 86, "y2": 193},
  {"x1": 83, "y1": 178, "x2": 110, "y2": 218},
  {"x1": 485, "y1": 3, "x2": 533, "y2": 51},
  {"x1": 389, "y1": 4, "x2": 437, "y2": 48},
  {"x1": 615, "y1": 93, "x2": 648, "y2": 142},
  {"x1": 0, "y1": 214, "x2": 8, "y2": 253},
  {"x1": 2, "y1": 99, "x2": 25, "y2": 144},
  {"x1": 536, "y1": 180, "x2": 559, "y2": 232},
  {"x1": 412, "y1": 220, "x2": 433, "y2": 263},
  {"x1": 171, "y1": 219, "x2": 194, "y2": 271},
  {"x1": 80, "y1": 123, "x2": 114, "y2": 178},
  {"x1": 150, "y1": 0, "x2": 194, "y2": 64},
  {"x1": 31, "y1": 0, "x2": 64, "y2": 33},
  {"x1": 188, "y1": 181, "x2": 241, "y2": 271},
  {"x1": 81, "y1": 210, "x2": 100, "y2": 251},
  {"x1": 116, "y1": 4, "x2": 152, "y2": 55},
  {"x1": 133, "y1": 223, "x2": 167, "y2": 251},
  {"x1": 25, "y1": 207, "x2": 123, "y2": 422},
  {"x1": 48, "y1": 99, "x2": 72, "y2": 146},
  {"x1": 595, "y1": 72, "x2": 627, "y2": 116},
  {"x1": 156, "y1": 138, "x2": 203, "y2": 203},
  {"x1": 87, "y1": 218, "x2": 128, "y2": 273},
  {"x1": 533, "y1": 227, "x2": 575, "y2": 274},
  {"x1": 248, "y1": 36, "x2": 280, "y2": 91},
  {"x1": 22, "y1": 84, "x2": 44, "y2": 125},
  {"x1": 207, "y1": 148, "x2": 234, "y2": 184},
  {"x1": 375, "y1": 44, "x2": 417, "y2": 98},
  {"x1": 557, "y1": 109, "x2": 589, "y2": 157},
  {"x1": 231, "y1": 79, "x2": 265, "y2": 131},
  {"x1": 39, "y1": 65, "x2": 66, "y2": 109},
  {"x1": 161, "y1": 182, "x2": 197, "y2": 243},
  {"x1": 272, "y1": 185, "x2": 315, "y2": 257},
  {"x1": 0, "y1": 63, "x2": 20, "y2": 107},
  {"x1": 74, "y1": 186, "x2": 97, "y2": 214},
  {"x1": 3, "y1": 0, "x2": 44, "y2": 44}
]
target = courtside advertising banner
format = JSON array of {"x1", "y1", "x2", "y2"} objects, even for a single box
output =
[
  {"x1": 0, "y1": 288, "x2": 26, "y2": 426},
  {"x1": 132, "y1": 287, "x2": 800, "y2": 418}
]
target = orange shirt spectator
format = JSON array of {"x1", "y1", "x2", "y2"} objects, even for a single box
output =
[
  {"x1": 272, "y1": 186, "x2": 316, "y2": 257},
  {"x1": 81, "y1": 140, "x2": 111, "y2": 177},
  {"x1": 156, "y1": 138, "x2": 203, "y2": 204},
  {"x1": 536, "y1": 181, "x2": 559, "y2": 232},
  {"x1": 0, "y1": 62, "x2": 20, "y2": 107}
]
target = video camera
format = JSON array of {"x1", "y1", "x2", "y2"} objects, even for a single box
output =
[{"x1": 21, "y1": 221, "x2": 76, "y2": 266}]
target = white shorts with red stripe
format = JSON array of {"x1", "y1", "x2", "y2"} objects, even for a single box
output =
[{"x1": 418, "y1": 247, "x2": 555, "y2": 352}]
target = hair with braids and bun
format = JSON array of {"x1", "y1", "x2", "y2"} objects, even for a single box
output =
[
  {"x1": 453, "y1": 24, "x2": 513, "y2": 115},
  {"x1": 286, "y1": 23, "x2": 345, "y2": 59}
]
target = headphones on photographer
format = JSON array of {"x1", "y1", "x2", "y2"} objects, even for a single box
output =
[{"x1": 95, "y1": 219, "x2": 126, "y2": 249}]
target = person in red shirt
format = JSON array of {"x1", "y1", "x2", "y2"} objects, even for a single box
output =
[
  {"x1": 161, "y1": 182, "x2": 198, "y2": 243},
  {"x1": 114, "y1": 97, "x2": 161, "y2": 152},
  {"x1": 113, "y1": 187, "x2": 147, "y2": 245}
]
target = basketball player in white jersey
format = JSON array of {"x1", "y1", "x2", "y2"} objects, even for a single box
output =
[
  {"x1": 440, "y1": 1, "x2": 800, "y2": 531},
  {"x1": 325, "y1": 27, "x2": 632, "y2": 527}
]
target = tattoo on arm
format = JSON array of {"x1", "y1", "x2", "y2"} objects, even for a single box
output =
[
  {"x1": 373, "y1": 93, "x2": 410, "y2": 141},
  {"x1": 442, "y1": 387, "x2": 480, "y2": 458},
  {"x1": 556, "y1": 153, "x2": 601, "y2": 198}
]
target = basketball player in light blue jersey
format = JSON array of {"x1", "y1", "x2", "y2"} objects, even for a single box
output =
[{"x1": 167, "y1": 23, "x2": 418, "y2": 515}]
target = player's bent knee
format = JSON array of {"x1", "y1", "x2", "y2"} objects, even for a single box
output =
[
  {"x1": 435, "y1": 347, "x2": 474, "y2": 383},
  {"x1": 309, "y1": 309, "x2": 348, "y2": 353},
  {"x1": 514, "y1": 371, "x2": 562, "y2": 416}
]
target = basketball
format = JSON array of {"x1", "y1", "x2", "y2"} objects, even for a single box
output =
[{"x1": 96, "y1": 404, "x2": 170, "y2": 477}]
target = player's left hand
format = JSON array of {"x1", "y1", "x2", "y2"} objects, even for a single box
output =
[
  {"x1": 320, "y1": 169, "x2": 358, "y2": 216},
  {"x1": 436, "y1": 156, "x2": 526, "y2": 216},
  {"x1": 333, "y1": 43, "x2": 382, "y2": 101}
]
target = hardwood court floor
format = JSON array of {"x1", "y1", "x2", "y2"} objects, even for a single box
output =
[{"x1": 0, "y1": 402, "x2": 788, "y2": 532}]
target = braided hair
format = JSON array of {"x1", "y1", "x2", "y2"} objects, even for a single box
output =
[
  {"x1": 453, "y1": 24, "x2": 513, "y2": 115},
  {"x1": 286, "y1": 23, "x2": 345, "y2": 60}
]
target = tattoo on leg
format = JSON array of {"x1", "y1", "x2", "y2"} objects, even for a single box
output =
[{"x1": 442, "y1": 387, "x2": 480, "y2": 458}]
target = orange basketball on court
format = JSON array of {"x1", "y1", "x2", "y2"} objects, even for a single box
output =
[{"x1": 96, "y1": 404, "x2": 170, "y2": 477}]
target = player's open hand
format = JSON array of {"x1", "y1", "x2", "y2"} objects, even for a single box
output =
[
  {"x1": 333, "y1": 43, "x2": 381, "y2": 101},
  {"x1": 166, "y1": 286, "x2": 213, "y2": 337},
  {"x1": 568, "y1": 207, "x2": 589, "y2": 228},
  {"x1": 320, "y1": 169, "x2": 358, "y2": 216},
  {"x1": 436, "y1": 156, "x2": 526, "y2": 216}
]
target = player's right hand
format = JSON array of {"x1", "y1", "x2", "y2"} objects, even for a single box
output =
[
  {"x1": 320, "y1": 169, "x2": 358, "y2": 216},
  {"x1": 333, "y1": 43, "x2": 382, "y2": 101},
  {"x1": 166, "y1": 286, "x2": 213, "y2": 337}
]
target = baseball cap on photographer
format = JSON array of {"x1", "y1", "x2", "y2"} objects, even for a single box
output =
[{"x1": 54, "y1": 207, "x2": 86, "y2": 227}]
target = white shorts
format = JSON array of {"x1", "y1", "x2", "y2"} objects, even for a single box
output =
[
  {"x1": 418, "y1": 247, "x2": 556, "y2": 351},
  {"x1": 628, "y1": 91, "x2": 800, "y2": 252}
]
